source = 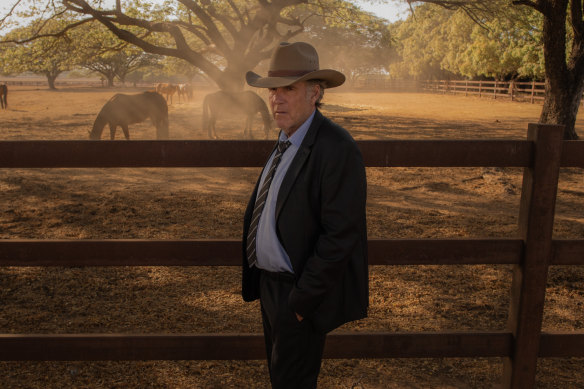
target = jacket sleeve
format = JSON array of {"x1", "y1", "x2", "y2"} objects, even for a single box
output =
[{"x1": 287, "y1": 132, "x2": 367, "y2": 318}]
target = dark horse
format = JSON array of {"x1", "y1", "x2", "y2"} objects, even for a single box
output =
[
  {"x1": 89, "y1": 91, "x2": 169, "y2": 140},
  {"x1": 202, "y1": 90, "x2": 272, "y2": 139},
  {"x1": 0, "y1": 84, "x2": 7, "y2": 109}
]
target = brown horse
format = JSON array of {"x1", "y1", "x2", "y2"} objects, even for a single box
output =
[
  {"x1": 156, "y1": 83, "x2": 179, "y2": 104},
  {"x1": 89, "y1": 91, "x2": 169, "y2": 140},
  {"x1": 0, "y1": 84, "x2": 7, "y2": 109},
  {"x1": 177, "y1": 83, "x2": 193, "y2": 103},
  {"x1": 202, "y1": 90, "x2": 272, "y2": 139}
]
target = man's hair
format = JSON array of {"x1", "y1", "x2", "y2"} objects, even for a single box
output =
[{"x1": 306, "y1": 80, "x2": 326, "y2": 108}]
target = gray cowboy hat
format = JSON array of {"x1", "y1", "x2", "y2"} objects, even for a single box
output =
[{"x1": 246, "y1": 42, "x2": 345, "y2": 89}]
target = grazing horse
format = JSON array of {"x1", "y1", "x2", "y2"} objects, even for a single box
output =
[
  {"x1": 202, "y1": 90, "x2": 272, "y2": 139},
  {"x1": 89, "y1": 91, "x2": 169, "y2": 140},
  {"x1": 0, "y1": 84, "x2": 7, "y2": 109},
  {"x1": 177, "y1": 83, "x2": 193, "y2": 103},
  {"x1": 156, "y1": 83, "x2": 179, "y2": 104}
]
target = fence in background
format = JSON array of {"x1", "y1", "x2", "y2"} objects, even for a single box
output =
[
  {"x1": 352, "y1": 77, "x2": 421, "y2": 92},
  {"x1": 0, "y1": 77, "x2": 552, "y2": 104},
  {"x1": 0, "y1": 124, "x2": 583, "y2": 388},
  {"x1": 0, "y1": 79, "x2": 210, "y2": 89},
  {"x1": 422, "y1": 79, "x2": 549, "y2": 103}
]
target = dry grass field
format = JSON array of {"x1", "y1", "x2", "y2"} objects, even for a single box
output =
[{"x1": 0, "y1": 84, "x2": 583, "y2": 388}]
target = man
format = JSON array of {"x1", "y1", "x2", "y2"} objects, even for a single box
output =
[{"x1": 242, "y1": 41, "x2": 368, "y2": 389}]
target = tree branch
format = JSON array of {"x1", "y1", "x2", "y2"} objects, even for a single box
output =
[{"x1": 1, "y1": 18, "x2": 93, "y2": 44}]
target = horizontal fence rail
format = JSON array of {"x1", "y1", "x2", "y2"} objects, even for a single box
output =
[
  {"x1": 1, "y1": 239, "x2": 583, "y2": 266},
  {"x1": 422, "y1": 80, "x2": 547, "y2": 103},
  {"x1": 1, "y1": 140, "x2": 582, "y2": 168},
  {"x1": 423, "y1": 79, "x2": 584, "y2": 106},
  {"x1": 1, "y1": 124, "x2": 583, "y2": 388},
  {"x1": 1, "y1": 332, "x2": 583, "y2": 361}
]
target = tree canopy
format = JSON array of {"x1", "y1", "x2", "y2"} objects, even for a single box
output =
[{"x1": 388, "y1": 3, "x2": 543, "y2": 81}]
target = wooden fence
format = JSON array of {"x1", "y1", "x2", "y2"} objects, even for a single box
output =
[
  {"x1": 1, "y1": 124, "x2": 583, "y2": 388},
  {"x1": 352, "y1": 77, "x2": 421, "y2": 92},
  {"x1": 423, "y1": 79, "x2": 550, "y2": 103}
]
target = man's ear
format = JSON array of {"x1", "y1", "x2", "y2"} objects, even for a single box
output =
[{"x1": 310, "y1": 84, "x2": 320, "y2": 104}]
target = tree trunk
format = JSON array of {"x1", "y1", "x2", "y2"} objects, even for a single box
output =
[
  {"x1": 215, "y1": 67, "x2": 246, "y2": 92},
  {"x1": 46, "y1": 73, "x2": 58, "y2": 90},
  {"x1": 106, "y1": 74, "x2": 115, "y2": 88},
  {"x1": 540, "y1": 77, "x2": 583, "y2": 140},
  {"x1": 539, "y1": 0, "x2": 581, "y2": 140}
]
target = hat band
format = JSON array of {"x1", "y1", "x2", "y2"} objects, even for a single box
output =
[{"x1": 268, "y1": 69, "x2": 313, "y2": 77}]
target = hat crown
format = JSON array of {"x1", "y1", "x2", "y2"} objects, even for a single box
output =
[
  {"x1": 269, "y1": 42, "x2": 319, "y2": 73},
  {"x1": 246, "y1": 41, "x2": 345, "y2": 89}
]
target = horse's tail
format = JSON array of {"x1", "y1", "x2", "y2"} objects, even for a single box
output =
[
  {"x1": 257, "y1": 97, "x2": 272, "y2": 139},
  {"x1": 146, "y1": 91, "x2": 169, "y2": 139},
  {"x1": 158, "y1": 96, "x2": 169, "y2": 139}
]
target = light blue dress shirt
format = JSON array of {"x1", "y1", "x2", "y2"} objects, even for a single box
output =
[{"x1": 255, "y1": 110, "x2": 315, "y2": 273}]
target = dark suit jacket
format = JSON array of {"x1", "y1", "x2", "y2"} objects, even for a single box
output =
[{"x1": 242, "y1": 109, "x2": 368, "y2": 334}]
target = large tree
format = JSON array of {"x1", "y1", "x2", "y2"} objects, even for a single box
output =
[
  {"x1": 398, "y1": 0, "x2": 581, "y2": 139},
  {"x1": 1, "y1": 0, "x2": 385, "y2": 91},
  {"x1": 39, "y1": 0, "x2": 330, "y2": 91}
]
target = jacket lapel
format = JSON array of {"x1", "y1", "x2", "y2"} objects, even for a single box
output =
[{"x1": 275, "y1": 110, "x2": 324, "y2": 219}]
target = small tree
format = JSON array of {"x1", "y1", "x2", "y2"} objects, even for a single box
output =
[
  {"x1": 73, "y1": 21, "x2": 161, "y2": 87},
  {"x1": 1, "y1": 18, "x2": 78, "y2": 89}
]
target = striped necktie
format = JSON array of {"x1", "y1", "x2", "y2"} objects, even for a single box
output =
[{"x1": 246, "y1": 140, "x2": 291, "y2": 268}]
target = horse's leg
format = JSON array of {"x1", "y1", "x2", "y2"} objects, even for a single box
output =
[
  {"x1": 109, "y1": 124, "x2": 116, "y2": 140},
  {"x1": 210, "y1": 117, "x2": 217, "y2": 139},
  {"x1": 121, "y1": 124, "x2": 130, "y2": 140},
  {"x1": 156, "y1": 117, "x2": 169, "y2": 140},
  {"x1": 207, "y1": 110, "x2": 216, "y2": 139},
  {"x1": 245, "y1": 114, "x2": 253, "y2": 139}
]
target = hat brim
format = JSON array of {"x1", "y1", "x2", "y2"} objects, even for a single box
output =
[{"x1": 246, "y1": 69, "x2": 345, "y2": 89}]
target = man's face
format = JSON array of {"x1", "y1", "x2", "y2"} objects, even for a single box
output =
[{"x1": 268, "y1": 81, "x2": 319, "y2": 137}]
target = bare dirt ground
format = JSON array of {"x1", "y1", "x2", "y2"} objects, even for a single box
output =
[{"x1": 0, "y1": 85, "x2": 583, "y2": 388}]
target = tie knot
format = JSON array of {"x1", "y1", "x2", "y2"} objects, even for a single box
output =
[{"x1": 278, "y1": 140, "x2": 291, "y2": 153}]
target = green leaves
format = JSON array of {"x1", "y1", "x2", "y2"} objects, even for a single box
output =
[{"x1": 389, "y1": 2, "x2": 544, "y2": 80}]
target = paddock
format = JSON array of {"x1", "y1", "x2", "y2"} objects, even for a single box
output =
[{"x1": 0, "y1": 86, "x2": 583, "y2": 388}]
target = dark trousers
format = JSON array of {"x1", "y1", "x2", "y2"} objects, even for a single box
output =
[{"x1": 259, "y1": 270, "x2": 326, "y2": 389}]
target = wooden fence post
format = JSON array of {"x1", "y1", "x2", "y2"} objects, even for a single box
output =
[
  {"x1": 503, "y1": 123, "x2": 564, "y2": 388},
  {"x1": 531, "y1": 80, "x2": 535, "y2": 104}
]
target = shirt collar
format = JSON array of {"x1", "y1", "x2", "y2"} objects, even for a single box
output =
[{"x1": 278, "y1": 109, "x2": 316, "y2": 147}]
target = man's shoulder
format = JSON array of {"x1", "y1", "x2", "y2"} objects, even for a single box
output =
[{"x1": 317, "y1": 113, "x2": 357, "y2": 146}]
